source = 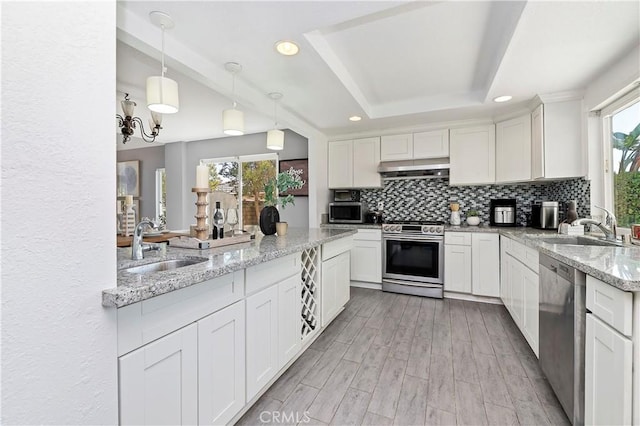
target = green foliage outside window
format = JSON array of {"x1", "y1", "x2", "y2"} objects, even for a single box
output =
[{"x1": 613, "y1": 122, "x2": 640, "y2": 227}]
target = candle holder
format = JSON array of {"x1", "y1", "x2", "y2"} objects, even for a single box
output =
[{"x1": 192, "y1": 187, "x2": 211, "y2": 240}]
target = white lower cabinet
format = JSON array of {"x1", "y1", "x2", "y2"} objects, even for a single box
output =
[
  {"x1": 198, "y1": 301, "x2": 246, "y2": 425},
  {"x1": 246, "y1": 285, "x2": 279, "y2": 401},
  {"x1": 119, "y1": 324, "x2": 198, "y2": 425},
  {"x1": 351, "y1": 229, "x2": 382, "y2": 283},
  {"x1": 278, "y1": 274, "x2": 302, "y2": 368},
  {"x1": 585, "y1": 313, "x2": 633, "y2": 425},
  {"x1": 444, "y1": 244, "x2": 472, "y2": 293},
  {"x1": 500, "y1": 236, "x2": 539, "y2": 356},
  {"x1": 322, "y1": 250, "x2": 350, "y2": 326},
  {"x1": 444, "y1": 232, "x2": 499, "y2": 297}
]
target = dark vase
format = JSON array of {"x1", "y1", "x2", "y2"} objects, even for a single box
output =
[{"x1": 259, "y1": 206, "x2": 280, "y2": 235}]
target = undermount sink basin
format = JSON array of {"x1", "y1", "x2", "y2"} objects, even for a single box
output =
[
  {"x1": 123, "y1": 258, "x2": 207, "y2": 275},
  {"x1": 536, "y1": 236, "x2": 622, "y2": 247}
]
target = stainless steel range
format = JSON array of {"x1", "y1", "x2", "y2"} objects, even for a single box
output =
[{"x1": 382, "y1": 220, "x2": 444, "y2": 298}]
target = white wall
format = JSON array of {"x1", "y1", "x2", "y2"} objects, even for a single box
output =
[{"x1": 1, "y1": 2, "x2": 118, "y2": 424}]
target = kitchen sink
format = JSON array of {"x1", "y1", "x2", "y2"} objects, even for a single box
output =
[
  {"x1": 535, "y1": 236, "x2": 622, "y2": 247},
  {"x1": 123, "y1": 258, "x2": 208, "y2": 274}
]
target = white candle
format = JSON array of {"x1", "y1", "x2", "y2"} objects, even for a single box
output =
[
  {"x1": 196, "y1": 165, "x2": 208, "y2": 188},
  {"x1": 125, "y1": 195, "x2": 133, "y2": 205}
]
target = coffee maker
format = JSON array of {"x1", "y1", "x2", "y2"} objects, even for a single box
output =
[{"x1": 490, "y1": 199, "x2": 517, "y2": 227}]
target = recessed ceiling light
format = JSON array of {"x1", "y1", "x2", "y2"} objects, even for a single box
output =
[
  {"x1": 493, "y1": 95, "x2": 513, "y2": 103},
  {"x1": 275, "y1": 40, "x2": 299, "y2": 56},
  {"x1": 349, "y1": 116, "x2": 362, "y2": 122}
]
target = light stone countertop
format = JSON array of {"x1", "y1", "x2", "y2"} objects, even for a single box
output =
[
  {"x1": 446, "y1": 225, "x2": 640, "y2": 292},
  {"x1": 103, "y1": 228, "x2": 357, "y2": 308},
  {"x1": 320, "y1": 223, "x2": 382, "y2": 230}
]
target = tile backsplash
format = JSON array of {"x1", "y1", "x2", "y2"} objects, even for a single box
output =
[{"x1": 360, "y1": 178, "x2": 590, "y2": 225}]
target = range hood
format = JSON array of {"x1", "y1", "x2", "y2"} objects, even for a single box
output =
[{"x1": 377, "y1": 157, "x2": 449, "y2": 178}]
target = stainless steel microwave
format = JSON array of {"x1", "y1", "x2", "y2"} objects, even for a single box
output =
[{"x1": 329, "y1": 202, "x2": 365, "y2": 223}]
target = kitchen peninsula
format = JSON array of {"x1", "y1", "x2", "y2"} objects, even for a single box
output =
[{"x1": 103, "y1": 228, "x2": 355, "y2": 425}]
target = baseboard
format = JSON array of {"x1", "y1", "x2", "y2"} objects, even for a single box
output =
[
  {"x1": 350, "y1": 281, "x2": 382, "y2": 290},
  {"x1": 444, "y1": 291, "x2": 503, "y2": 305}
]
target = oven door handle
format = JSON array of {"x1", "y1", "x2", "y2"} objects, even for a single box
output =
[{"x1": 382, "y1": 234, "x2": 443, "y2": 242}]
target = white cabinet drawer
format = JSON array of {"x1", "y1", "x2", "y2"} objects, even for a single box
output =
[
  {"x1": 444, "y1": 232, "x2": 472, "y2": 246},
  {"x1": 507, "y1": 239, "x2": 526, "y2": 263},
  {"x1": 246, "y1": 253, "x2": 301, "y2": 295},
  {"x1": 354, "y1": 229, "x2": 382, "y2": 241},
  {"x1": 586, "y1": 275, "x2": 633, "y2": 337},
  {"x1": 322, "y1": 236, "x2": 353, "y2": 261},
  {"x1": 524, "y1": 247, "x2": 539, "y2": 274}
]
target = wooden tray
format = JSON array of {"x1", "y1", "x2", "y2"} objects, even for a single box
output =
[{"x1": 168, "y1": 233, "x2": 252, "y2": 249}]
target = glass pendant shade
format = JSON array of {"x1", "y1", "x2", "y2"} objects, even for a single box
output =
[
  {"x1": 223, "y1": 108, "x2": 244, "y2": 136},
  {"x1": 121, "y1": 99, "x2": 136, "y2": 117},
  {"x1": 146, "y1": 76, "x2": 179, "y2": 114},
  {"x1": 267, "y1": 129, "x2": 284, "y2": 150}
]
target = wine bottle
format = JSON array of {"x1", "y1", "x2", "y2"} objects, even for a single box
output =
[{"x1": 213, "y1": 201, "x2": 225, "y2": 240}]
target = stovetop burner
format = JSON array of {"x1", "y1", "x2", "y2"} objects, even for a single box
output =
[{"x1": 384, "y1": 220, "x2": 445, "y2": 226}]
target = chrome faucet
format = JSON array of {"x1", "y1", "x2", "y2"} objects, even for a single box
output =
[
  {"x1": 571, "y1": 206, "x2": 618, "y2": 241},
  {"x1": 132, "y1": 220, "x2": 161, "y2": 260}
]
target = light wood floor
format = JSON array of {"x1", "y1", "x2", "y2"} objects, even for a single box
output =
[{"x1": 237, "y1": 287, "x2": 570, "y2": 425}]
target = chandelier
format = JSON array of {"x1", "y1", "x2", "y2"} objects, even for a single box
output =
[{"x1": 116, "y1": 93, "x2": 163, "y2": 144}]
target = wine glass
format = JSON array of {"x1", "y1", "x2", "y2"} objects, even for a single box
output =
[{"x1": 226, "y1": 208, "x2": 239, "y2": 235}]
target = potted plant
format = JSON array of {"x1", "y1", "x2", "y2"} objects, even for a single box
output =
[
  {"x1": 466, "y1": 209, "x2": 481, "y2": 226},
  {"x1": 260, "y1": 167, "x2": 305, "y2": 236}
]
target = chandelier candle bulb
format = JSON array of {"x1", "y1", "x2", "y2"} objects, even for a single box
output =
[
  {"x1": 196, "y1": 165, "x2": 208, "y2": 188},
  {"x1": 125, "y1": 195, "x2": 133, "y2": 205}
]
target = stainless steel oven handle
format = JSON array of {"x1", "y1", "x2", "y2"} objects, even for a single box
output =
[{"x1": 382, "y1": 234, "x2": 443, "y2": 242}]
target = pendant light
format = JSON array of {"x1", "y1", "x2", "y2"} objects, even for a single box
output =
[
  {"x1": 146, "y1": 11, "x2": 179, "y2": 114},
  {"x1": 223, "y1": 62, "x2": 244, "y2": 136},
  {"x1": 266, "y1": 92, "x2": 284, "y2": 150}
]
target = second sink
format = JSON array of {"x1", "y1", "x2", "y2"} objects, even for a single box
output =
[{"x1": 123, "y1": 258, "x2": 207, "y2": 275}]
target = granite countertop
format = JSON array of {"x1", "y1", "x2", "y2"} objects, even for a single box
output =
[
  {"x1": 320, "y1": 223, "x2": 382, "y2": 230},
  {"x1": 445, "y1": 225, "x2": 640, "y2": 291},
  {"x1": 103, "y1": 228, "x2": 357, "y2": 308}
]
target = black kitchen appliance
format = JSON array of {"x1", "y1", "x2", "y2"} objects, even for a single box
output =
[
  {"x1": 365, "y1": 211, "x2": 384, "y2": 224},
  {"x1": 532, "y1": 200, "x2": 560, "y2": 229},
  {"x1": 333, "y1": 189, "x2": 360, "y2": 203},
  {"x1": 490, "y1": 199, "x2": 517, "y2": 227}
]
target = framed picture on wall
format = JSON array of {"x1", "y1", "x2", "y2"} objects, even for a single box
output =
[
  {"x1": 117, "y1": 160, "x2": 140, "y2": 197},
  {"x1": 279, "y1": 158, "x2": 309, "y2": 196}
]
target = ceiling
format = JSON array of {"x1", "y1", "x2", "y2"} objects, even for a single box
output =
[{"x1": 116, "y1": 1, "x2": 639, "y2": 146}]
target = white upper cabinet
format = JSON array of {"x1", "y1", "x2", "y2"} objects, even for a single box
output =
[
  {"x1": 413, "y1": 129, "x2": 449, "y2": 159},
  {"x1": 495, "y1": 114, "x2": 532, "y2": 183},
  {"x1": 328, "y1": 137, "x2": 381, "y2": 189},
  {"x1": 531, "y1": 98, "x2": 583, "y2": 180},
  {"x1": 380, "y1": 133, "x2": 413, "y2": 161},
  {"x1": 449, "y1": 124, "x2": 496, "y2": 185},
  {"x1": 380, "y1": 130, "x2": 449, "y2": 161}
]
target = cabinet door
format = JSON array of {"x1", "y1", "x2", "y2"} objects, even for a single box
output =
[
  {"x1": 508, "y1": 255, "x2": 524, "y2": 329},
  {"x1": 353, "y1": 137, "x2": 381, "y2": 188},
  {"x1": 543, "y1": 99, "x2": 583, "y2": 179},
  {"x1": 380, "y1": 133, "x2": 413, "y2": 161},
  {"x1": 531, "y1": 104, "x2": 544, "y2": 179},
  {"x1": 351, "y1": 240, "x2": 382, "y2": 283},
  {"x1": 500, "y1": 237, "x2": 511, "y2": 309},
  {"x1": 198, "y1": 301, "x2": 246, "y2": 425},
  {"x1": 444, "y1": 245, "x2": 472, "y2": 293},
  {"x1": 585, "y1": 314, "x2": 633, "y2": 425},
  {"x1": 471, "y1": 233, "x2": 500, "y2": 297},
  {"x1": 328, "y1": 140, "x2": 353, "y2": 188},
  {"x1": 246, "y1": 285, "x2": 279, "y2": 401},
  {"x1": 321, "y1": 251, "x2": 350, "y2": 326},
  {"x1": 119, "y1": 324, "x2": 198, "y2": 425},
  {"x1": 278, "y1": 274, "x2": 301, "y2": 369},
  {"x1": 449, "y1": 125, "x2": 496, "y2": 185},
  {"x1": 522, "y1": 266, "x2": 539, "y2": 357},
  {"x1": 495, "y1": 114, "x2": 532, "y2": 183},
  {"x1": 413, "y1": 129, "x2": 449, "y2": 159}
]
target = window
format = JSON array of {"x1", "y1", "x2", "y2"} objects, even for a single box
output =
[
  {"x1": 603, "y1": 90, "x2": 640, "y2": 228},
  {"x1": 200, "y1": 154, "x2": 278, "y2": 231},
  {"x1": 155, "y1": 168, "x2": 166, "y2": 227}
]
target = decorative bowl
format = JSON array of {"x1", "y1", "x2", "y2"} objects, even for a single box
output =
[{"x1": 466, "y1": 216, "x2": 480, "y2": 226}]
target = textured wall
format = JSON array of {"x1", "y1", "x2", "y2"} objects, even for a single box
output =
[
  {"x1": 1, "y1": 2, "x2": 118, "y2": 424},
  {"x1": 360, "y1": 178, "x2": 590, "y2": 225}
]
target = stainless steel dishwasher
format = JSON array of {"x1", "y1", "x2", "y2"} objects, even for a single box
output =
[{"x1": 539, "y1": 253, "x2": 586, "y2": 425}]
